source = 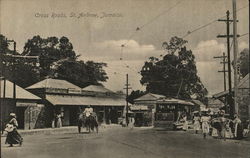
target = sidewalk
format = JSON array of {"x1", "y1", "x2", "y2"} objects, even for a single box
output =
[{"x1": 1, "y1": 124, "x2": 121, "y2": 137}]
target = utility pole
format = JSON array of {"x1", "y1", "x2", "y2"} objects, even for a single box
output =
[
  {"x1": 249, "y1": 0, "x2": 250, "y2": 97},
  {"x1": 232, "y1": 0, "x2": 239, "y2": 115},
  {"x1": 124, "y1": 74, "x2": 131, "y2": 126},
  {"x1": 217, "y1": 10, "x2": 239, "y2": 117},
  {"x1": 214, "y1": 52, "x2": 227, "y2": 91},
  {"x1": 6, "y1": 39, "x2": 17, "y2": 111},
  {"x1": 214, "y1": 53, "x2": 228, "y2": 113}
]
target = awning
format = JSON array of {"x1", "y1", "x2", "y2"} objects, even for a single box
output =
[
  {"x1": 212, "y1": 90, "x2": 230, "y2": 99},
  {"x1": 46, "y1": 95, "x2": 126, "y2": 107}
]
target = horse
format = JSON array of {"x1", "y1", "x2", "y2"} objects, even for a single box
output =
[{"x1": 78, "y1": 113, "x2": 98, "y2": 133}]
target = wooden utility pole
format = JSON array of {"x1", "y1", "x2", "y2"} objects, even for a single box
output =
[
  {"x1": 124, "y1": 74, "x2": 131, "y2": 126},
  {"x1": 249, "y1": 0, "x2": 250, "y2": 97},
  {"x1": 232, "y1": 0, "x2": 239, "y2": 115},
  {"x1": 217, "y1": 10, "x2": 239, "y2": 117},
  {"x1": 214, "y1": 52, "x2": 227, "y2": 91}
]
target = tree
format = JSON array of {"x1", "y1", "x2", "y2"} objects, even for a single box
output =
[
  {"x1": 49, "y1": 59, "x2": 108, "y2": 87},
  {"x1": 127, "y1": 90, "x2": 146, "y2": 104},
  {"x1": 1, "y1": 34, "x2": 108, "y2": 88},
  {"x1": 0, "y1": 34, "x2": 40, "y2": 87},
  {"x1": 22, "y1": 36, "x2": 77, "y2": 78},
  {"x1": 236, "y1": 48, "x2": 249, "y2": 78},
  {"x1": 22, "y1": 35, "x2": 108, "y2": 87},
  {"x1": 0, "y1": 34, "x2": 9, "y2": 54},
  {"x1": 140, "y1": 36, "x2": 208, "y2": 102}
]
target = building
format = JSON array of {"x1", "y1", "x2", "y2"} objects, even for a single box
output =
[
  {"x1": 192, "y1": 99, "x2": 206, "y2": 111},
  {"x1": 26, "y1": 78, "x2": 126, "y2": 127},
  {"x1": 133, "y1": 93, "x2": 165, "y2": 126},
  {"x1": 213, "y1": 74, "x2": 249, "y2": 122},
  {"x1": 207, "y1": 97, "x2": 224, "y2": 114},
  {"x1": 0, "y1": 79, "x2": 42, "y2": 130}
]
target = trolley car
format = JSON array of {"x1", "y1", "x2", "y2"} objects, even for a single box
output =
[{"x1": 154, "y1": 98, "x2": 194, "y2": 129}]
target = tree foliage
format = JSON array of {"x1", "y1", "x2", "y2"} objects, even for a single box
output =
[
  {"x1": 127, "y1": 90, "x2": 147, "y2": 104},
  {"x1": 140, "y1": 36, "x2": 208, "y2": 102},
  {"x1": 237, "y1": 48, "x2": 249, "y2": 78},
  {"x1": 0, "y1": 34, "x2": 108, "y2": 88}
]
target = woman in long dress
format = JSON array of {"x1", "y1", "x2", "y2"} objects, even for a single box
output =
[
  {"x1": 56, "y1": 114, "x2": 62, "y2": 128},
  {"x1": 5, "y1": 113, "x2": 23, "y2": 147},
  {"x1": 182, "y1": 114, "x2": 188, "y2": 131},
  {"x1": 233, "y1": 115, "x2": 243, "y2": 139},
  {"x1": 224, "y1": 119, "x2": 234, "y2": 139},
  {"x1": 193, "y1": 113, "x2": 200, "y2": 134},
  {"x1": 201, "y1": 112, "x2": 210, "y2": 139},
  {"x1": 211, "y1": 115, "x2": 220, "y2": 138}
]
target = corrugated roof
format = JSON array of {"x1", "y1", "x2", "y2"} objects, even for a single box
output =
[
  {"x1": 82, "y1": 85, "x2": 114, "y2": 93},
  {"x1": 134, "y1": 93, "x2": 165, "y2": 101},
  {"x1": 238, "y1": 73, "x2": 249, "y2": 88},
  {"x1": 0, "y1": 80, "x2": 41, "y2": 100},
  {"x1": 46, "y1": 94, "x2": 125, "y2": 106},
  {"x1": 212, "y1": 73, "x2": 249, "y2": 98},
  {"x1": 207, "y1": 98, "x2": 224, "y2": 108},
  {"x1": 26, "y1": 78, "x2": 81, "y2": 90},
  {"x1": 192, "y1": 100, "x2": 205, "y2": 106},
  {"x1": 157, "y1": 98, "x2": 194, "y2": 106}
]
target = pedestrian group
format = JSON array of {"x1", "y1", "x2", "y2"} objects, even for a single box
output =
[{"x1": 185, "y1": 110, "x2": 248, "y2": 140}]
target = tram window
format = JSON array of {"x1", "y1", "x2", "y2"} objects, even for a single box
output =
[{"x1": 156, "y1": 104, "x2": 176, "y2": 113}]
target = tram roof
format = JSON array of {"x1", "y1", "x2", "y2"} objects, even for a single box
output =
[{"x1": 156, "y1": 98, "x2": 194, "y2": 106}]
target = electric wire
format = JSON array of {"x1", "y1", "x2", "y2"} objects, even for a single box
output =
[{"x1": 182, "y1": 5, "x2": 249, "y2": 38}]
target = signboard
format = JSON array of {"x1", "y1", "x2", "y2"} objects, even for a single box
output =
[{"x1": 16, "y1": 102, "x2": 37, "y2": 107}]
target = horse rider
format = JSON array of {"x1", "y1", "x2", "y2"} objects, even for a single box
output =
[{"x1": 84, "y1": 105, "x2": 93, "y2": 118}]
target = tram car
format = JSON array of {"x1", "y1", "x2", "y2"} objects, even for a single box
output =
[{"x1": 154, "y1": 98, "x2": 194, "y2": 129}]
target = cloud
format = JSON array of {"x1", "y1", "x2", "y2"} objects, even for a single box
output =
[
  {"x1": 101, "y1": 60, "x2": 146, "y2": 92},
  {"x1": 239, "y1": 41, "x2": 249, "y2": 52},
  {"x1": 192, "y1": 40, "x2": 226, "y2": 62},
  {"x1": 81, "y1": 39, "x2": 162, "y2": 61},
  {"x1": 196, "y1": 61, "x2": 225, "y2": 96}
]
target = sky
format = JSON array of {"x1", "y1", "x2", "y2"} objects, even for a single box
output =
[{"x1": 0, "y1": 0, "x2": 249, "y2": 96}]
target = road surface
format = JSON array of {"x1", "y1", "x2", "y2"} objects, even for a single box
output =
[{"x1": 1, "y1": 127, "x2": 250, "y2": 158}]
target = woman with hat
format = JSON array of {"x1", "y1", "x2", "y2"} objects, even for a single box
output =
[
  {"x1": 193, "y1": 112, "x2": 201, "y2": 134},
  {"x1": 200, "y1": 111, "x2": 211, "y2": 139},
  {"x1": 233, "y1": 114, "x2": 243, "y2": 139},
  {"x1": 5, "y1": 113, "x2": 23, "y2": 147}
]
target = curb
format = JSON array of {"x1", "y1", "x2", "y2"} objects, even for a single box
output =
[{"x1": 1, "y1": 124, "x2": 121, "y2": 137}]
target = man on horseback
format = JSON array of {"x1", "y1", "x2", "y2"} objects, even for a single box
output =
[
  {"x1": 84, "y1": 105, "x2": 93, "y2": 118},
  {"x1": 78, "y1": 105, "x2": 98, "y2": 133}
]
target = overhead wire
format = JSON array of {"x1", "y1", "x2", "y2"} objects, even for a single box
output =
[
  {"x1": 182, "y1": 5, "x2": 249, "y2": 38},
  {"x1": 120, "y1": 0, "x2": 186, "y2": 50},
  {"x1": 119, "y1": 0, "x2": 187, "y2": 75}
]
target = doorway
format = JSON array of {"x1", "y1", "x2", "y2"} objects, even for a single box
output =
[{"x1": 16, "y1": 107, "x2": 26, "y2": 129}]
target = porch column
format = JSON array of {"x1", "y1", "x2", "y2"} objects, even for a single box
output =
[{"x1": 103, "y1": 106, "x2": 106, "y2": 124}]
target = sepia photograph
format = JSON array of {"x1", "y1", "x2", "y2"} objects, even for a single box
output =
[{"x1": 0, "y1": 0, "x2": 249, "y2": 158}]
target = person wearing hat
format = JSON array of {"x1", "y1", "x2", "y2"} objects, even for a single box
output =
[
  {"x1": 201, "y1": 111, "x2": 211, "y2": 139},
  {"x1": 193, "y1": 112, "x2": 201, "y2": 134},
  {"x1": 83, "y1": 105, "x2": 93, "y2": 118},
  {"x1": 5, "y1": 113, "x2": 23, "y2": 147},
  {"x1": 233, "y1": 114, "x2": 243, "y2": 139}
]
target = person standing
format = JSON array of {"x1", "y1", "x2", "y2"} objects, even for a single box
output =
[
  {"x1": 201, "y1": 112, "x2": 210, "y2": 139},
  {"x1": 193, "y1": 112, "x2": 201, "y2": 134},
  {"x1": 233, "y1": 115, "x2": 243, "y2": 139},
  {"x1": 129, "y1": 115, "x2": 135, "y2": 129},
  {"x1": 182, "y1": 114, "x2": 188, "y2": 131},
  {"x1": 56, "y1": 114, "x2": 62, "y2": 128},
  {"x1": 5, "y1": 113, "x2": 23, "y2": 147}
]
